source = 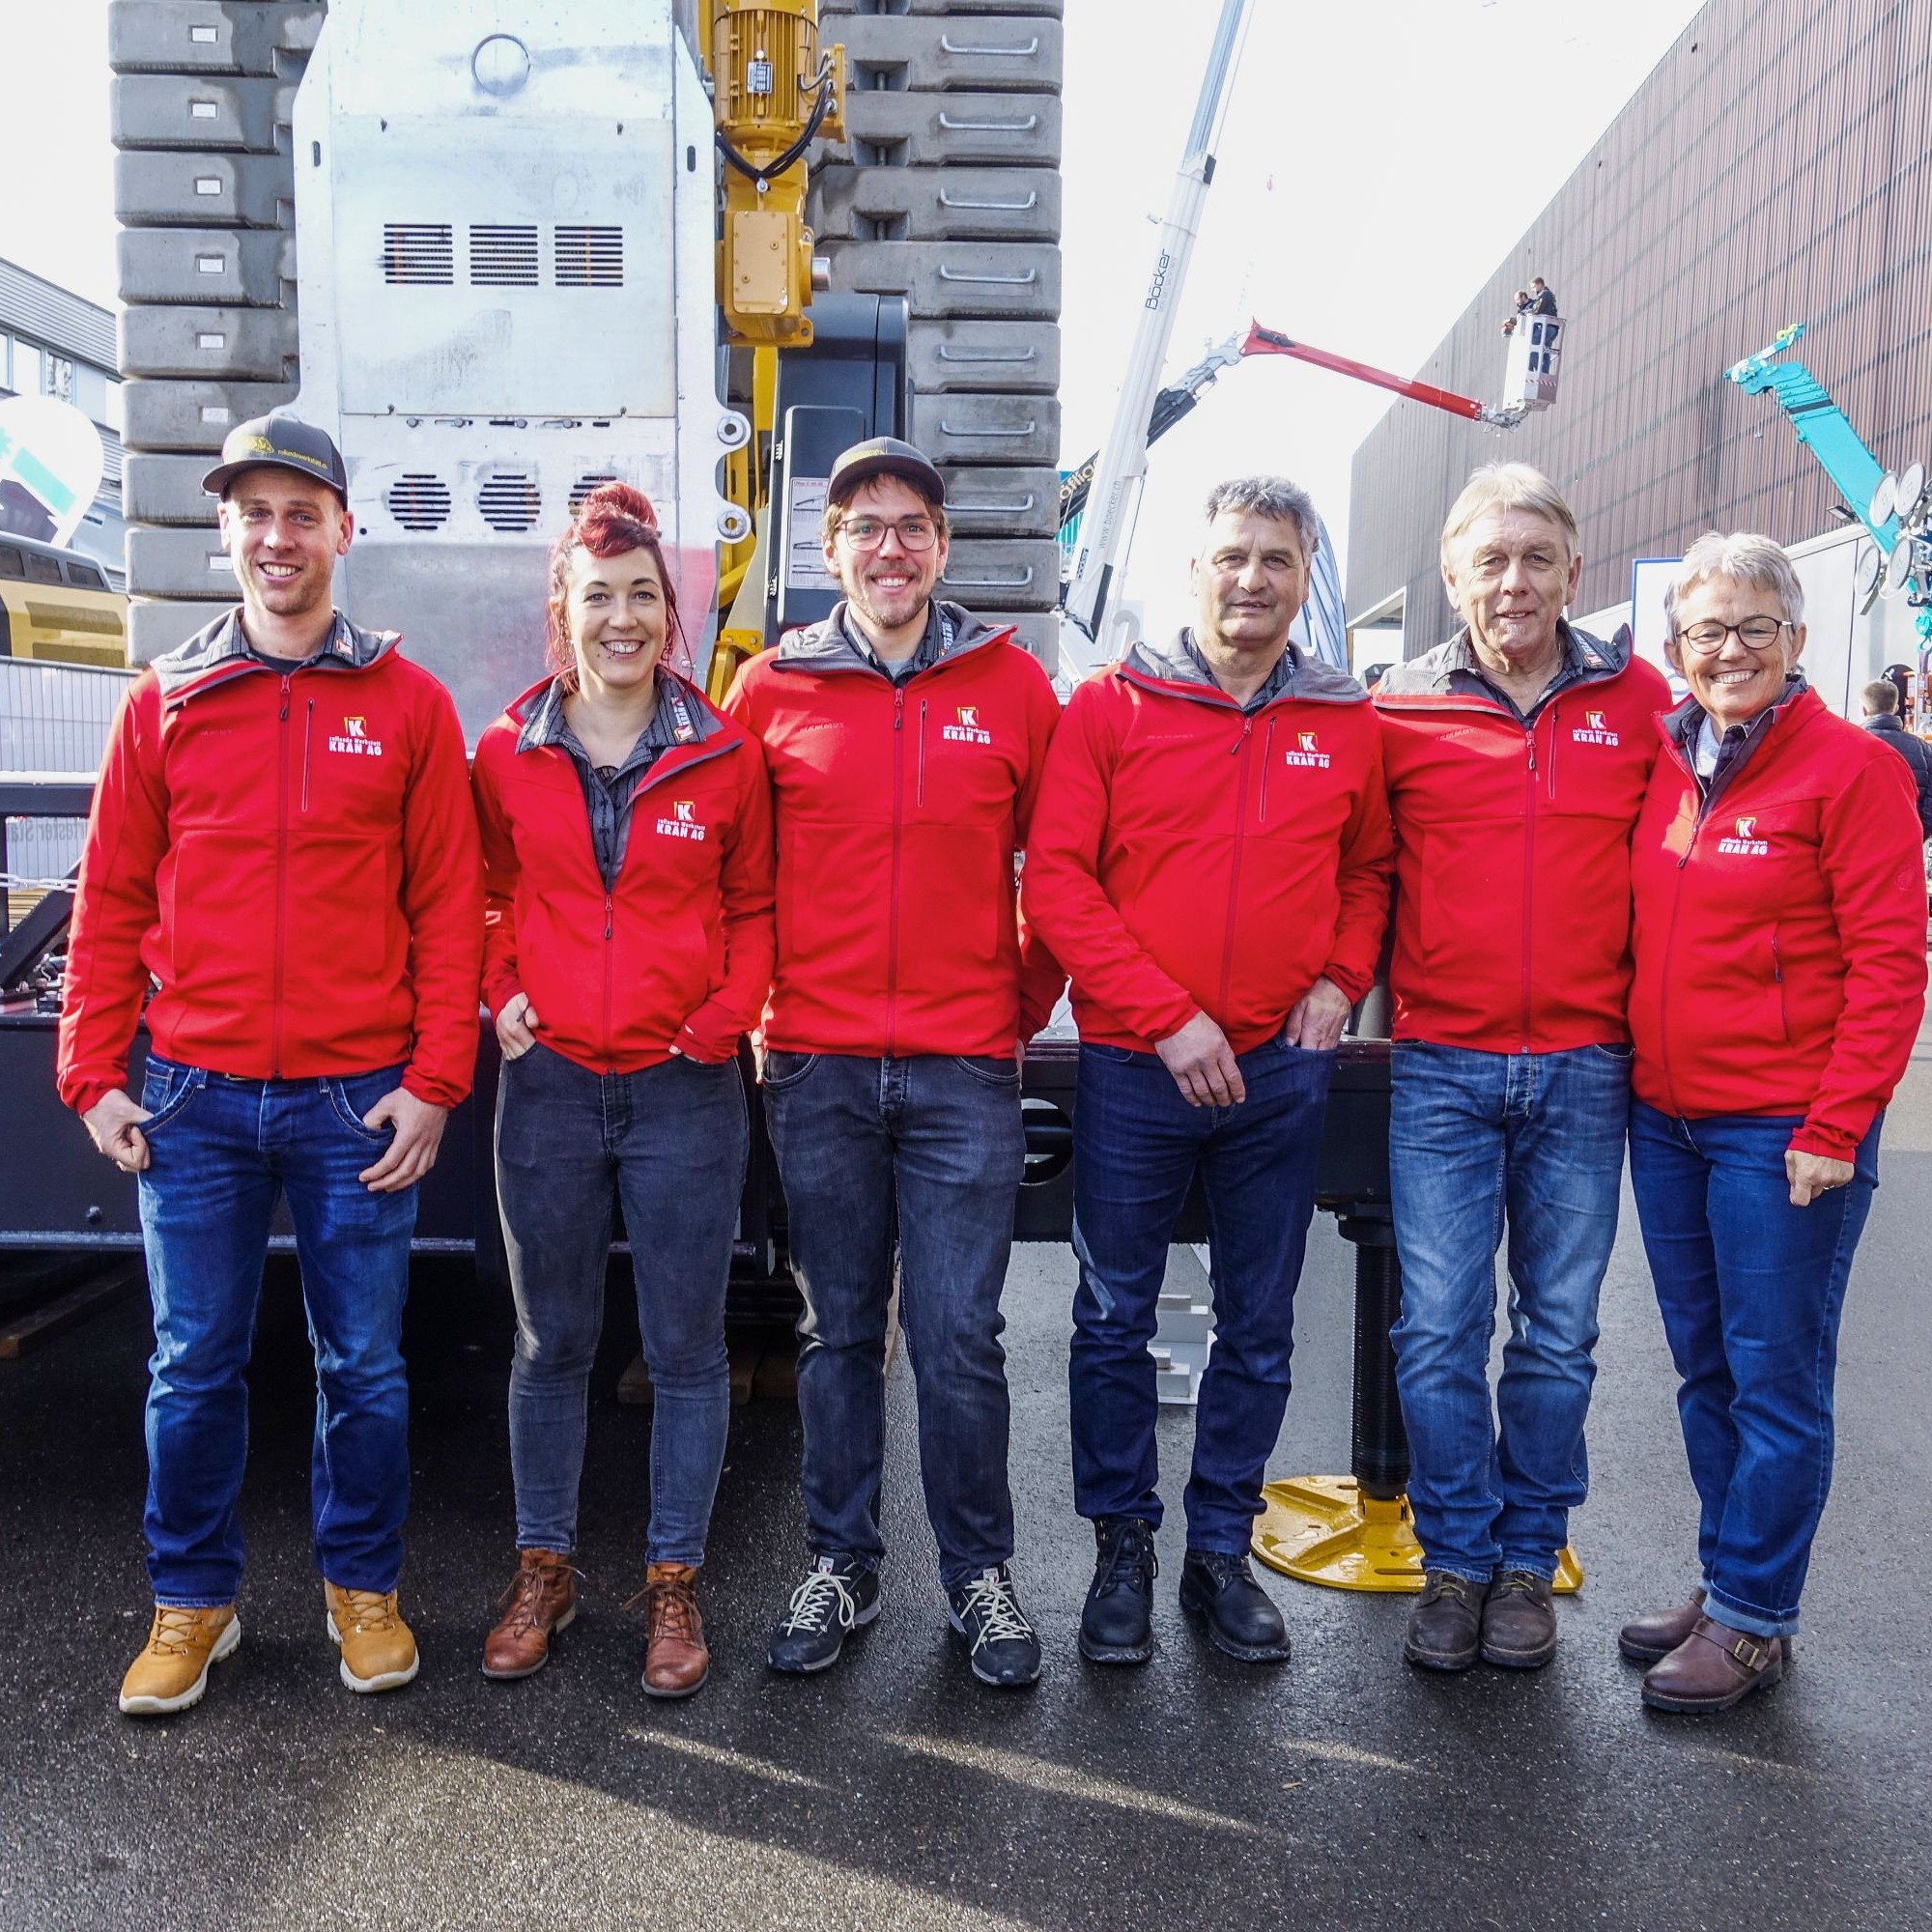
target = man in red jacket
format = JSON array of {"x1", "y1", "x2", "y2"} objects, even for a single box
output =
[
  {"x1": 1025, "y1": 476, "x2": 1392, "y2": 1669},
  {"x1": 57, "y1": 414, "x2": 483, "y2": 1718},
  {"x1": 724, "y1": 437, "x2": 1062, "y2": 1689},
  {"x1": 1373, "y1": 463, "x2": 1669, "y2": 1676}
]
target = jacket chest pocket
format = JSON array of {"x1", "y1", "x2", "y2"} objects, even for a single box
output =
[
  {"x1": 913, "y1": 697, "x2": 1012, "y2": 825},
  {"x1": 298, "y1": 700, "x2": 404, "y2": 826}
]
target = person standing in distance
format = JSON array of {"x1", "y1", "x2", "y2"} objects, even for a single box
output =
[
  {"x1": 1024, "y1": 476, "x2": 1392, "y2": 1669},
  {"x1": 724, "y1": 437, "x2": 1064, "y2": 1689},
  {"x1": 1374, "y1": 463, "x2": 1668, "y2": 1675},
  {"x1": 58, "y1": 413, "x2": 483, "y2": 1717}
]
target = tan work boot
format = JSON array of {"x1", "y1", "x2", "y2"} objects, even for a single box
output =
[
  {"x1": 119, "y1": 1604, "x2": 241, "y2": 1717},
  {"x1": 482, "y1": 1548, "x2": 578, "y2": 1680},
  {"x1": 629, "y1": 1562, "x2": 709, "y2": 1699},
  {"x1": 324, "y1": 1582, "x2": 419, "y2": 1693}
]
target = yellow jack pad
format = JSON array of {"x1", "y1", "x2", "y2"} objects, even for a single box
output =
[{"x1": 1252, "y1": 1475, "x2": 1582, "y2": 1594}]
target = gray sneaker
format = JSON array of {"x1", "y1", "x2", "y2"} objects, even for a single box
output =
[
  {"x1": 1404, "y1": 1570, "x2": 1487, "y2": 1671},
  {"x1": 1481, "y1": 1569, "x2": 1557, "y2": 1669}
]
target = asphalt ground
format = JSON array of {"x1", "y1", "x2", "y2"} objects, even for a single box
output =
[{"x1": 5, "y1": 1038, "x2": 1932, "y2": 1932}]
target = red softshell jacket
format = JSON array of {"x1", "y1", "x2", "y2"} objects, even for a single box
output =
[
  {"x1": 471, "y1": 675, "x2": 777, "y2": 1071},
  {"x1": 1630, "y1": 682, "x2": 1927, "y2": 1159},
  {"x1": 1021, "y1": 636, "x2": 1393, "y2": 1053},
  {"x1": 57, "y1": 611, "x2": 484, "y2": 1116},
  {"x1": 723, "y1": 602, "x2": 1064, "y2": 1058},
  {"x1": 1374, "y1": 627, "x2": 1671, "y2": 1051}
]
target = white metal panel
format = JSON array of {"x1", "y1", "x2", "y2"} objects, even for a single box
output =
[{"x1": 290, "y1": 0, "x2": 731, "y2": 740}]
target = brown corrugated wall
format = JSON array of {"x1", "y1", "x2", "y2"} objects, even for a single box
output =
[{"x1": 1346, "y1": 0, "x2": 1932, "y2": 650}]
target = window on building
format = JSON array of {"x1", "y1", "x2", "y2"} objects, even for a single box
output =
[
  {"x1": 41, "y1": 354, "x2": 75, "y2": 405},
  {"x1": 0, "y1": 331, "x2": 12, "y2": 391}
]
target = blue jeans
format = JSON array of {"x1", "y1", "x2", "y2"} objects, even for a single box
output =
[
  {"x1": 762, "y1": 1050, "x2": 1025, "y2": 1590},
  {"x1": 1628, "y1": 1101, "x2": 1880, "y2": 1639},
  {"x1": 1388, "y1": 1041, "x2": 1630, "y2": 1582},
  {"x1": 1068, "y1": 1037, "x2": 1333, "y2": 1553},
  {"x1": 135, "y1": 1056, "x2": 417, "y2": 1607},
  {"x1": 495, "y1": 1043, "x2": 747, "y2": 1565}
]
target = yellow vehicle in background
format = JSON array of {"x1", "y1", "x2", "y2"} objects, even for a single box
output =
[{"x1": 0, "y1": 534, "x2": 127, "y2": 668}]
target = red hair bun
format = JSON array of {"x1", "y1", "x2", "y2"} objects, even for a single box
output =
[{"x1": 578, "y1": 481, "x2": 658, "y2": 537}]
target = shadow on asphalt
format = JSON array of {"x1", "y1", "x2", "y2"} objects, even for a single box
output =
[{"x1": 4, "y1": 1132, "x2": 1931, "y2": 1928}]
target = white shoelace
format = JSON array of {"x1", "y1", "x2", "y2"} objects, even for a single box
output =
[
  {"x1": 780, "y1": 1567, "x2": 858, "y2": 1636},
  {"x1": 956, "y1": 1570, "x2": 1035, "y2": 1653}
]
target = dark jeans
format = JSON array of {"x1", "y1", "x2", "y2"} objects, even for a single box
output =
[
  {"x1": 1068, "y1": 1037, "x2": 1333, "y2": 1553},
  {"x1": 762, "y1": 1050, "x2": 1025, "y2": 1590},
  {"x1": 495, "y1": 1044, "x2": 748, "y2": 1566},
  {"x1": 1629, "y1": 1100, "x2": 1881, "y2": 1639},
  {"x1": 1388, "y1": 1042, "x2": 1630, "y2": 1582},
  {"x1": 134, "y1": 1056, "x2": 416, "y2": 1606}
]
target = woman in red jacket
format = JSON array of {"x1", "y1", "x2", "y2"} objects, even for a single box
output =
[
  {"x1": 1624, "y1": 532, "x2": 1926, "y2": 1715},
  {"x1": 469, "y1": 484, "x2": 776, "y2": 1698}
]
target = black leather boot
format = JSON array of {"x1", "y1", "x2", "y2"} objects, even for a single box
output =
[
  {"x1": 1178, "y1": 1548, "x2": 1290, "y2": 1663},
  {"x1": 1080, "y1": 1517, "x2": 1157, "y2": 1665}
]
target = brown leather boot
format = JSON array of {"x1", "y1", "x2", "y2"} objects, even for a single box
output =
[
  {"x1": 1618, "y1": 1587, "x2": 1706, "y2": 1664},
  {"x1": 1641, "y1": 1613, "x2": 1784, "y2": 1714},
  {"x1": 481, "y1": 1548, "x2": 578, "y2": 1681},
  {"x1": 631, "y1": 1562, "x2": 708, "y2": 1699}
]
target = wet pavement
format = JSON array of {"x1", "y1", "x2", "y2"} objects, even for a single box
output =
[{"x1": 5, "y1": 1040, "x2": 1932, "y2": 1931}]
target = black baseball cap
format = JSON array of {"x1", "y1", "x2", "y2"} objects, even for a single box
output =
[
  {"x1": 826, "y1": 436, "x2": 946, "y2": 508},
  {"x1": 202, "y1": 412, "x2": 350, "y2": 500}
]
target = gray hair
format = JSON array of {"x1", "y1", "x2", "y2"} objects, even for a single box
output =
[
  {"x1": 1205, "y1": 475, "x2": 1320, "y2": 559},
  {"x1": 1439, "y1": 462, "x2": 1579, "y2": 565},
  {"x1": 1664, "y1": 531, "x2": 1804, "y2": 631}
]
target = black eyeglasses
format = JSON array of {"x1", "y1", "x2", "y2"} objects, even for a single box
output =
[
  {"x1": 1674, "y1": 617, "x2": 1794, "y2": 654},
  {"x1": 836, "y1": 516, "x2": 939, "y2": 554}
]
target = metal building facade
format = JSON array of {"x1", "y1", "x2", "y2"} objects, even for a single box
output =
[{"x1": 1346, "y1": 0, "x2": 1932, "y2": 653}]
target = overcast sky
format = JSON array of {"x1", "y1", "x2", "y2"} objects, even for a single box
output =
[{"x1": 3, "y1": 0, "x2": 1705, "y2": 634}]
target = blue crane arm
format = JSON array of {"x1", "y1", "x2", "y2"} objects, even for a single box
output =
[{"x1": 1724, "y1": 323, "x2": 1899, "y2": 551}]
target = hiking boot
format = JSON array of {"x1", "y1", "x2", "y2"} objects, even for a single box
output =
[
  {"x1": 1404, "y1": 1570, "x2": 1487, "y2": 1672},
  {"x1": 1641, "y1": 1614, "x2": 1785, "y2": 1715},
  {"x1": 629, "y1": 1562, "x2": 708, "y2": 1699},
  {"x1": 118, "y1": 1604, "x2": 240, "y2": 1717},
  {"x1": 1481, "y1": 1569, "x2": 1558, "y2": 1669},
  {"x1": 767, "y1": 1554, "x2": 880, "y2": 1675},
  {"x1": 1618, "y1": 1588, "x2": 1707, "y2": 1665},
  {"x1": 1080, "y1": 1516, "x2": 1157, "y2": 1665},
  {"x1": 948, "y1": 1563, "x2": 1043, "y2": 1689},
  {"x1": 482, "y1": 1548, "x2": 578, "y2": 1680},
  {"x1": 325, "y1": 1583, "x2": 419, "y2": 1693},
  {"x1": 1178, "y1": 1548, "x2": 1291, "y2": 1663}
]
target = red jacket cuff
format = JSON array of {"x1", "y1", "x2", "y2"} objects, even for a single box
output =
[
  {"x1": 67, "y1": 1076, "x2": 121, "y2": 1119},
  {"x1": 678, "y1": 1006, "x2": 745, "y2": 1065},
  {"x1": 1788, "y1": 1120, "x2": 1861, "y2": 1163},
  {"x1": 1323, "y1": 960, "x2": 1372, "y2": 1006},
  {"x1": 402, "y1": 1066, "x2": 468, "y2": 1111}
]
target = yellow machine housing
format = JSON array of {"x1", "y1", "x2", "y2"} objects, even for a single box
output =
[
  {"x1": 706, "y1": 1, "x2": 844, "y2": 347},
  {"x1": 0, "y1": 537, "x2": 128, "y2": 668}
]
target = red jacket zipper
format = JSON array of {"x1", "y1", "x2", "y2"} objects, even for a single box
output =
[
  {"x1": 602, "y1": 890, "x2": 615, "y2": 1068},
  {"x1": 1519, "y1": 724, "x2": 1537, "y2": 1050},
  {"x1": 273, "y1": 672, "x2": 293, "y2": 1076},
  {"x1": 1259, "y1": 717, "x2": 1275, "y2": 825},
  {"x1": 300, "y1": 697, "x2": 314, "y2": 814},
  {"x1": 887, "y1": 687, "x2": 906, "y2": 1053},
  {"x1": 918, "y1": 697, "x2": 927, "y2": 809},
  {"x1": 1217, "y1": 717, "x2": 1255, "y2": 1021}
]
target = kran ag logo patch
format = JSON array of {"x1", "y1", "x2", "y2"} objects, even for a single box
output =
[
  {"x1": 1717, "y1": 814, "x2": 1769, "y2": 857},
  {"x1": 327, "y1": 714, "x2": 383, "y2": 757}
]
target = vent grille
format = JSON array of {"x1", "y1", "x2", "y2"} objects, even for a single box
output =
[
  {"x1": 568, "y1": 471, "x2": 622, "y2": 512},
  {"x1": 386, "y1": 474, "x2": 453, "y2": 532},
  {"x1": 555, "y1": 226, "x2": 624, "y2": 287},
  {"x1": 478, "y1": 472, "x2": 542, "y2": 532},
  {"x1": 469, "y1": 224, "x2": 540, "y2": 287},
  {"x1": 383, "y1": 223, "x2": 454, "y2": 285}
]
